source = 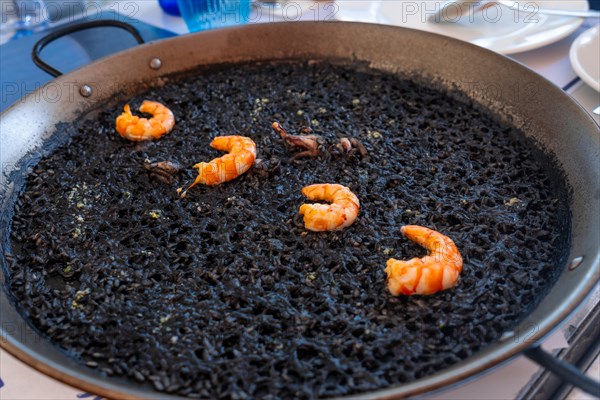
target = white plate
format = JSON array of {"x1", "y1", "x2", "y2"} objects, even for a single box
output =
[
  {"x1": 335, "y1": 1, "x2": 588, "y2": 55},
  {"x1": 570, "y1": 25, "x2": 600, "y2": 92}
]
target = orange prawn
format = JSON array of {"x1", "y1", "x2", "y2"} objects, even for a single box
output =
[
  {"x1": 178, "y1": 135, "x2": 256, "y2": 197},
  {"x1": 385, "y1": 225, "x2": 463, "y2": 296},
  {"x1": 115, "y1": 100, "x2": 175, "y2": 141},
  {"x1": 299, "y1": 184, "x2": 359, "y2": 231}
]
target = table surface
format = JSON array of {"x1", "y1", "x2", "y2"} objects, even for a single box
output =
[{"x1": 0, "y1": 1, "x2": 598, "y2": 399}]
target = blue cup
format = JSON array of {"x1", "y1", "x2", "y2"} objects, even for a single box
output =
[{"x1": 176, "y1": 0, "x2": 252, "y2": 32}]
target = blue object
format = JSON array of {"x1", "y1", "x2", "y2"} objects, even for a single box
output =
[
  {"x1": 158, "y1": 0, "x2": 181, "y2": 16},
  {"x1": 176, "y1": 0, "x2": 251, "y2": 32}
]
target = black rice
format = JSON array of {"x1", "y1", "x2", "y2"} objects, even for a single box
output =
[{"x1": 5, "y1": 61, "x2": 570, "y2": 399}]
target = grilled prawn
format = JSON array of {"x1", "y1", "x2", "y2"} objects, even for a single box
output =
[
  {"x1": 178, "y1": 135, "x2": 256, "y2": 197},
  {"x1": 299, "y1": 184, "x2": 359, "y2": 231},
  {"x1": 115, "y1": 100, "x2": 175, "y2": 141},
  {"x1": 385, "y1": 225, "x2": 463, "y2": 296}
]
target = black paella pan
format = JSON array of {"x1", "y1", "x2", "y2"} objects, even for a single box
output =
[{"x1": 0, "y1": 21, "x2": 599, "y2": 399}]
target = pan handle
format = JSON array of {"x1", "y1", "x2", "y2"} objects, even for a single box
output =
[
  {"x1": 32, "y1": 20, "x2": 145, "y2": 78},
  {"x1": 524, "y1": 345, "x2": 600, "y2": 396}
]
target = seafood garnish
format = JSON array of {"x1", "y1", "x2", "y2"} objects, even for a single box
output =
[
  {"x1": 116, "y1": 100, "x2": 175, "y2": 141},
  {"x1": 330, "y1": 137, "x2": 368, "y2": 158},
  {"x1": 144, "y1": 160, "x2": 181, "y2": 185},
  {"x1": 272, "y1": 122, "x2": 324, "y2": 160},
  {"x1": 299, "y1": 184, "x2": 359, "y2": 231},
  {"x1": 178, "y1": 135, "x2": 256, "y2": 197},
  {"x1": 385, "y1": 225, "x2": 463, "y2": 296}
]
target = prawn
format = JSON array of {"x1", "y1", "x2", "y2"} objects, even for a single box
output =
[
  {"x1": 178, "y1": 135, "x2": 256, "y2": 197},
  {"x1": 115, "y1": 100, "x2": 175, "y2": 141},
  {"x1": 385, "y1": 225, "x2": 463, "y2": 296},
  {"x1": 299, "y1": 184, "x2": 359, "y2": 231}
]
